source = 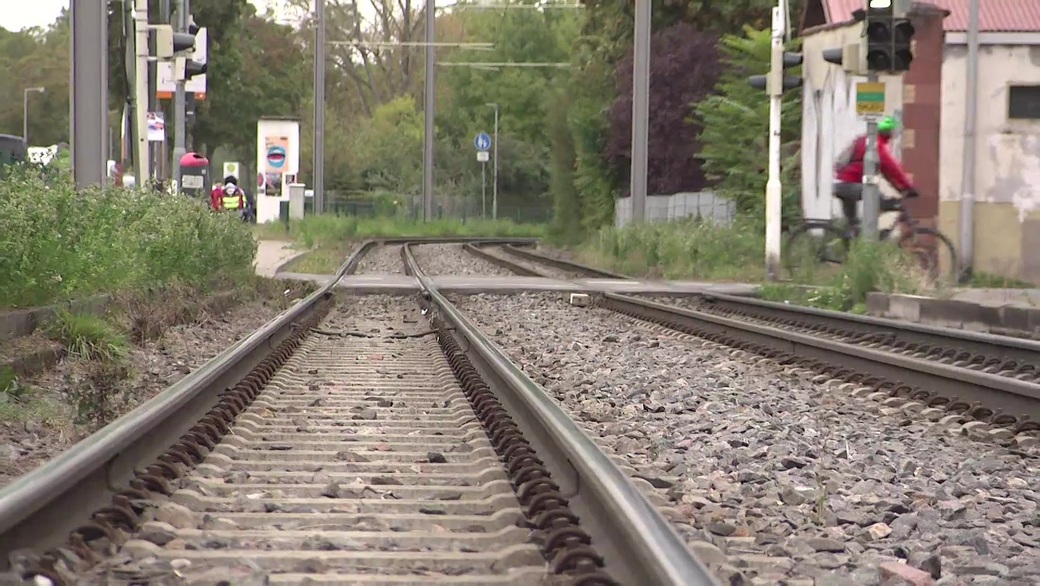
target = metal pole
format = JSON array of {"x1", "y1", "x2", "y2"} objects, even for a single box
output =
[
  {"x1": 492, "y1": 104, "x2": 499, "y2": 220},
  {"x1": 171, "y1": 0, "x2": 188, "y2": 190},
  {"x1": 422, "y1": 0, "x2": 435, "y2": 222},
  {"x1": 959, "y1": 0, "x2": 979, "y2": 279},
  {"x1": 133, "y1": 0, "x2": 151, "y2": 185},
  {"x1": 629, "y1": 0, "x2": 650, "y2": 224},
  {"x1": 314, "y1": 0, "x2": 326, "y2": 215},
  {"x1": 861, "y1": 71, "x2": 881, "y2": 241},
  {"x1": 764, "y1": 4, "x2": 784, "y2": 280},
  {"x1": 481, "y1": 161, "x2": 487, "y2": 219},
  {"x1": 70, "y1": 0, "x2": 108, "y2": 189}
]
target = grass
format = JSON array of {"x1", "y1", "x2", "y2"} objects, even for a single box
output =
[
  {"x1": 45, "y1": 310, "x2": 128, "y2": 362},
  {"x1": 567, "y1": 217, "x2": 771, "y2": 282},
  {"x1": 0, "y1": 166, "x2": 257, "y2": 309},
  {"x1": 967, "y1": 271, "x2": 1034, "y2": 289},
  {"x1": 258, "y1": 215, "x2": 548, "y2": 274},
  {"x1": 757, "y1": 240, "x2": 927, "y2": 313}
]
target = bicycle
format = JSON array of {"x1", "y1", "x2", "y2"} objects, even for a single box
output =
[{"x1": 783, "y1": 197, "x2": 960, "y2": 282}]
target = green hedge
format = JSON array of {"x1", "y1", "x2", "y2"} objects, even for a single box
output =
[{"x1": 0, "y1": 167, "x2": 256, "y2": 308}]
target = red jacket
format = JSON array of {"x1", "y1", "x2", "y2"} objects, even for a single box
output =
[
  {"x1": 835, "y1": 134, "x2": 913, "y2": 192},
  {"x1": 210, "y1": 185, "x2": 244, "y2": 211}
]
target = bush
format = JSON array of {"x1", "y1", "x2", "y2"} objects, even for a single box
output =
[
  {"x1": 46, "y1": 310, "x2": 127, "y2": 362},
  {"x1": 574, "y1": 217, "x2": 767, "y2": 281},
  {"x1": 0, "y1": 167, "x2": 257, "y2": 308},
  {"x1": 265, "y1": 215, "x2": 548, "y2": 249},
  {"x1": 759, "y1": 240, "x2": 925, "y2": 312}
]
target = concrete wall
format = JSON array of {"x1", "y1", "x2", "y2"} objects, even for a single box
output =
[
  {"x1": 615, "y1": 192, "x2": 735, "y2": 227},
  {"x1": 938, "y1": 38, "x2": 1040, "y2": 281}
]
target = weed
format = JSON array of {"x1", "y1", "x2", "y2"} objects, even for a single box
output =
[
  {"x1": 574, "y1": 217, "x2": 767, "y2": 281},
  {"x1": 759, "y1": 240, "x2": 924, "y2": 311},
  {"x1": 46, "y1": 311, "x2": 128, "y2": 362},
  {"x1": 968, "y1": 272, "x2": 1034, "y2": 289},
  {"x1": 0, "y1": 366, "x2": 27, "y2": 400},
  {"x1": 66, "y1": 360, "x2": 132, "y2": 428},
  {"x1": 0, "y1": 166, "x2": 256, "y2": 309},
  {"x1": 255, "y1": 215, "x2": 546, "y2": 250}
]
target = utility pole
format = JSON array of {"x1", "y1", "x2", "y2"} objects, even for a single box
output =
[
  {"x1": 70, "y1": 0, "x2": 108, "y2": 189},
  {"x1": 860, "y1": 72, "x2": 881, "y2": 241},
  {"x1": 313, "y1": 0, "x2": 327, "y2": 215},
  {"x1": 491, "y1": 103, "x2": 499, "y2": 220},
  {"x1": 748, "y1": 0, "x2": 801, "y2": 281},
  {"x1": 132, "y1": 0, "x2": 150, "y2": 185},
  {"x1": 629, "y1": 0, "x2": 650, "y2": 224},
  {"x1": 959, "y1": 0, "x2": 979, "y2": 279},
  {"x1": 171, "y1": 0, "x2": 189, "y2": 190},
  {"x1": 422, "y1": 0, "x2": 436, "y2": 222}
]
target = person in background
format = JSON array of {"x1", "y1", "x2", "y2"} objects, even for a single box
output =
[
  {"x1": 209, "y1": 182, "x2": 224, "y2": 212},
  {"x1": 220, "y1": 175, "x2": 245, "y2": 215}
]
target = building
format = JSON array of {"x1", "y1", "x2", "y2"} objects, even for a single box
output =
[{"x1": 799, "y1": 0, "x2": 1040, "y2": 281}]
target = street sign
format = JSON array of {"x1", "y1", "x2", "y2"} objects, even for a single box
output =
[
  {"x1": 477, "y1": 151, "x2": 489, "y2": 162},
  {"x1": 474, "y1": 132, "x2": 492, "y2": 152},
  {"x1": 856, "y1": 82, "x2": 886, "y2": 116},
  {"x1": 223, "y1": 161, "x2": 240, "y2": 179}
]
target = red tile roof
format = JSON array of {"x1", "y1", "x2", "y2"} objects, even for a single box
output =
[{"x1": 823, "y1": 0, "x2": 1040, "y2": 32}]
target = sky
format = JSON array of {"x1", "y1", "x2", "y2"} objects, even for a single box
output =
[{"x1": 0, "y1": 0, "x2": 302, "y2": 32}]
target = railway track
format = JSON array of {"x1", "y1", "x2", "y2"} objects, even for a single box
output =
[
  {"x1": 462, "y1": 246, "x2": 1040, "y2": 449},
  {"x1": 0, "y1": 239, "x2": 714, "y2": 585}
]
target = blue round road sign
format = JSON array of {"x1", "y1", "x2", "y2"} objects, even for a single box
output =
[{"x1": 474, "y1": 132, "x2": 492, "y2": 152}]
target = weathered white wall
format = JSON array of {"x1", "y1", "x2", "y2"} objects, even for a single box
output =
[
  {"x1": 940, "y1": 43, "x2": 1040, "y2": 218},
  {"x1": 801, "y1": 24, "x2": 904, "y2": 223}
]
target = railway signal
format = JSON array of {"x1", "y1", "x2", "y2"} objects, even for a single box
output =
[{"x1": 150, "y1": 21, "x2": 208, "y2": 80}]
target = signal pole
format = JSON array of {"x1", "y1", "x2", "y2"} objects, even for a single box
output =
[
  {"x1": 748, "y1": 0, "x2": 801, "y2": 281},
  {"x1": 171, "y1": 0, "x2": 189, "y2": 188}
]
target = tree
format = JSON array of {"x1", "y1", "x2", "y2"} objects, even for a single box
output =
[
  {"x1": 693, "y1": 26, "x2": 802, "y2": 224},
  {"x1": 605, "y1": 23, "x2": 720, "y2": 196}
]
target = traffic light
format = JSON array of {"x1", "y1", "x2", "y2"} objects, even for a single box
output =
[
  {"x1": 823, "y1": 42, "x2": 866, "y2": 74},
  {"x1": 862, "y1": 0, "x2": 915, "y2": 73},
  {"x1": 748, "y1": 52, "x2": 803, "y2": 95},
  {"x1": 892, "y1": 17, "x2": 915, "y2": 71},
  {"x1": 150, "y1": 22, "x2": 207, "y2": 79}
]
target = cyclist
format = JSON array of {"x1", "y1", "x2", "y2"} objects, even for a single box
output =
[{"x1": 833, "y1": 115, "x2": 919, "y2": 229}]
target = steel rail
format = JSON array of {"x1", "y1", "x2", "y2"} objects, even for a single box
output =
[
  {"x1": 602, "y1": 293, "x2": 1040, "y2": 424},
  {"x1": 499, "y1": 243, "x2": 630, "y2": 279},
  {"x1": 402, "y1": 243, "x2": 719, "y2": 586},
  {"x1": 689, "y1": 290, "x2": 1040, "y2": 367},
  {"x1": 0, "y1": 241, "x2": 379, "y2": 562}
]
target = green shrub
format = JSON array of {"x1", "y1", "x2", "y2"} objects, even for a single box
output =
[
  {"x1": 575, "y1": 217, "x2": 766, "y2": 281},
  {"x1": 262, "y1": 215, "x2": 548, "y2": 249},
  {"x1": 759, "y1": 240, "x2": 924, "y2": 312},
  {"x1": 46, "y1": 310, "x2": 128, "y2": 362},
  {"x1": 0, "y1": 167, "x2": 256, "y2": 308}
]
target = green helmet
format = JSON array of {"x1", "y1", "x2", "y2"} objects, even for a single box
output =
[{"x1": 877, "y1": 115, "x2": 898, "y2": 135}]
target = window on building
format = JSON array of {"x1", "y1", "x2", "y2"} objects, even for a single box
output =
[{"x1": 1008, "y1": 85, "x2": 1040, "y2": 120}]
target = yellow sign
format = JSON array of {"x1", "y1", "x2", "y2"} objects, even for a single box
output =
[{"x1": 856, "y1": 82, "x2": 886, "y2": 116}]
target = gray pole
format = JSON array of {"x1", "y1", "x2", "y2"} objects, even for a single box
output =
[
  {"x1": 958, "y1": 0, "x2": 979, "y2": 279},
  {"x1": 492, "y1": 104, "x2": 499, "y2": 220},
  {"x1": 171, "y1": 0, "x2": 188, "y2": 190},
  {"x1": 70, "y1": 0, "x2": 108, "y2": 189},
  {"x1": 481, "y1": 160, "x2": 487, "y2": 219},
  {"x1": 629, "y1": 0, "x2": 650, "y2": 224},
  {"x1": 422, "y1": 0, "x2": 435, "y2": 222},
  {"x1": 314, "y1": 0, "x2": 326, "y2": 214},
  {"x1": 860, "y1": 72, "x2": 881, "y2": 241}
]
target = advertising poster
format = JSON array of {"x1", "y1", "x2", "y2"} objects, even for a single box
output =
[
  {"x1": 255, "y1": 119, "x2": 300, "y2": 223},
  {"x1": 147, "y1": 112, "x2": 165, "y2": 142}
]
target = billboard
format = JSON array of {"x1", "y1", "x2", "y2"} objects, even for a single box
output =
[{"x1": 255, "y1": 119, "x2": 301, "y2": 223}]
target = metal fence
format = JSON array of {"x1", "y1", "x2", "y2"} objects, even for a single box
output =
[{"x1": 615, "y1": 192, "x2": 736, "y2": 227}]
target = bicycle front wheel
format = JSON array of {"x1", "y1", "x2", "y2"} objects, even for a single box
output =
[
  {"x1": 784, "y1": 223, "x2": 850, "y2": 281},
  {"x1": 899, "y1": 226, "x2": 959, "y2": 283}
]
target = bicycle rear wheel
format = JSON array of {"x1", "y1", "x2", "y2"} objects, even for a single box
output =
[
  {"x1": 784, "y1": 222, "x2": 851, "y2": 281},
  {"x1": 898, "y1": 226, "x2": 959, "y2": 282}
]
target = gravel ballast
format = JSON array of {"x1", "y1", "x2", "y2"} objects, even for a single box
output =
[
  {"x1": 355, "y1": 244, "x2": 405, "y2": 274},
  {"x1": 411, "y1": 243, "x2": 516, "y2": 276},
  {"x1": 486, "y1": 246, "x2": 582, "y2": 280},
  {"x1": 449, "y1": 292, "x2": 1040, "y2": 585}
]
